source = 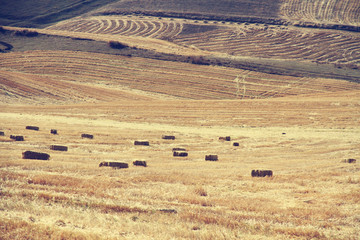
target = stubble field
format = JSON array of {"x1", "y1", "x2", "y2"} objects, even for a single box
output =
[
  {"x1": 1, "y1": 86, "x2": 360, "y2": 239},
  {"x1": 1, "y1": 1, "x2": 360, "y2": 239}
]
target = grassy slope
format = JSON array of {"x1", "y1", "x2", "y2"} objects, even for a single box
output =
[{"x1": 0, "y1": 0, "x2": 118, "y2": 28}]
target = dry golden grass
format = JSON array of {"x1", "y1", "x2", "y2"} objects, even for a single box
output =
[
  {"x1": 1, "y1": 50, "x2": 360, "y2": 105},
  {"x1": 1, "y1": 90, "x2": 359, "y2": 239}
]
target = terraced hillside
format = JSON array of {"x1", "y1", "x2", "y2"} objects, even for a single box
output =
[
  {"x1": 280, "y1": 0, "x2": 360, "y2": 26},
  {"x1": 47, "y1": 16, "x2": 184, "y2": 39},
  {"x1": 174, "y1": 23, "x2": 360, "y2": 67},
  {"x1": 47, "y1": 16, "x2": 360, "y2": 69},
  {"x1": 2, "y1": 50, "x2": 360, "y2": 105}
]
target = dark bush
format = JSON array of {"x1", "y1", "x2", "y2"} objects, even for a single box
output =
[
  {"x1": 109, "y1": 41, "x2": 128, "y2": 49},
  {"x1": 14, "y1": 30, "x2": 38, "y2": 37},
  {"x1": 187, "y1": 56, "x2": 210, "y2": 65}
]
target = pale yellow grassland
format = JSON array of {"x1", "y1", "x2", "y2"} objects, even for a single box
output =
[{"x1": 0, "y1": 93, "x2": 359, "y2": 239}]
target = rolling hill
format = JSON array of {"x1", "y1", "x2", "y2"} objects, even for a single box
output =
[{"x1": 0, "y1": 1, "x2": 359, "y2": 239}]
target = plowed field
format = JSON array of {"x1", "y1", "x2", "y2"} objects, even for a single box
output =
[
  {"x1": 1, "y1": 50, "x2": 360, "y2": 105},
  {"x1": 47, "y1": 16, "x2": 360, "y2": 68},
  {"x1": 280, "y1": 0, "x2": 360, "y2": 26}
]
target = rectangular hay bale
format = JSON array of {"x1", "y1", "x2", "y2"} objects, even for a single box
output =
[
  {"x1": 22, "y1": 151, "x2": 50, "y2": 160},
  {"x1": 50, "y1": 145, "x2": 68, "y2": 151},
  {"x1": 162, "y1": 135, "x2": 175, "y2": 140},
  {"x1": 134, "y1": 141, "x2": 149, "y2": 146},
  {"x1": 173, "y1": 151, "x2": 188, "y2": 157},
  {"x1": 99, "y1": 161, "x2": 129, "y2": 169},
  {"x1": 205, "y1": 155, "x2": 218, "y2": 161},
  {"x1": 81, "y1": 134, "x2": 93, "y2": 139},
  {"x1": 26, "y1": 126, "x2": 39, "y2": 131}
]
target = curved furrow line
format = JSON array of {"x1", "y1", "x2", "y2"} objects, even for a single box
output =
[
  {"x1": 111, "y1": 20, "x2": 129, "y2": 35},
  {"x1": 126, "y1": 19, "x2": 142, "y2": 36},
  {"x1": 140, "y1": 21, "x2": 157, "y2": 37},
  {"x1": 84, "y1": 20, "x2": 103, "y2": 33},
  {"x1": 92, "y1": 19, "x2": 107, "y2": 34},
  {"x1": 102, "y1": 19, "x2": 118, "y2": 34},
  {"x1": 166, "y1": 22, "x2": 183, "y2": 38},
  {"x1": 159, "y1": 21, "x2": 175, "y2": 38},
  {"x1": 120, "y1": 20, "x2": 138, "y2": 36},
  {"x1": 100, "y1": 19, "x2": 113, "y2": 34},
  {"x1": 131, "y1": 20, "x2": 147, "y2": 36},
  {"x1": 70, "y1": 20, "x2": 97, "y2": 33},
  {"x1": 110, "y1": 19, "x2": 126, "y2": 34},
  {"x1": 325, "y1": 0, "x2": 336, "y2": 23},
  {"x1": 334, "y1": 1, "x2": 347, "y2": 23},
  {"x1": 146, "y1": 21, "x2": 164, "y2": 38},
  {"x1": 175, "y1": 22, "x2": 183, "y2": 37},
  {"x1": 152, "y1": 21, "x2": 169, "y2": 38},
  {"x1": 343, "y1": 46, "x2": 360, "y2": 62}
]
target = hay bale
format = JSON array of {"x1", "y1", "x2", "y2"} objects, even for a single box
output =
[
  {"x1": 159, "y1": 209, "x2": 177, "y2": 214},
  {"x1": 26, "y1": 126, "x2": 39, "y2": 131},
  {"x1": 99, "y1": 161, "x2": 128, "y2": 169},
  {"x1": 51, "y1": 129, "x2": 58, "y2": 135},
  {"x1": 173, "y1": 151, "x2": 188, "y2": 157},
  {"x1": 50, "y1": 145, "x2": 68, "y2": 151},
  {"x1": 162, "y1": 135, "x2": 175, "y2": 140},
  {"x1": 172, "y1": 148, "x2": 186, "y2": 152},
  {"x1": 134, "y1": 141, "x2": 149, "y2": 146},
  {"x1": 251, "y1": 170, "x2": 273, "y2": 177},
  {"x1": 219, "y1": 136, "x2": 231, "y2": 141},
  {"x1": 81, "y1": 134, "x2": 93, "y2": 139},
  {"x1": 10, "y1": 135, "x2": 24, "y2": 141},
  {"x1": 16, "y1": 136, "x2": 24, "y2": 141},
  {"x1": 205, "y1": 155, "x2": 218, "y2": 161},
  {"x1": 345, "y1": 158, "x2": 356, "y2": 163},
  {"x1": 233, "y1": 142, "x2": 239, "y2": 146},
  {"x1": 133, "y1": 160, "x2": 147, "y2": 167},
  {"x1": 22, "y1": 151, "x2": 50, "y2": 160}
]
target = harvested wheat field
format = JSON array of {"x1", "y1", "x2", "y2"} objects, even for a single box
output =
[
  {"x1": 2, "y1": 50, "x2": 360, "y2": 104},
  {"x1": 1, "y1": 70, "x2": 360, "y2": 239},
  {"x1": 1, "y1": 0, "x2": 360, "y2": 239}
]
